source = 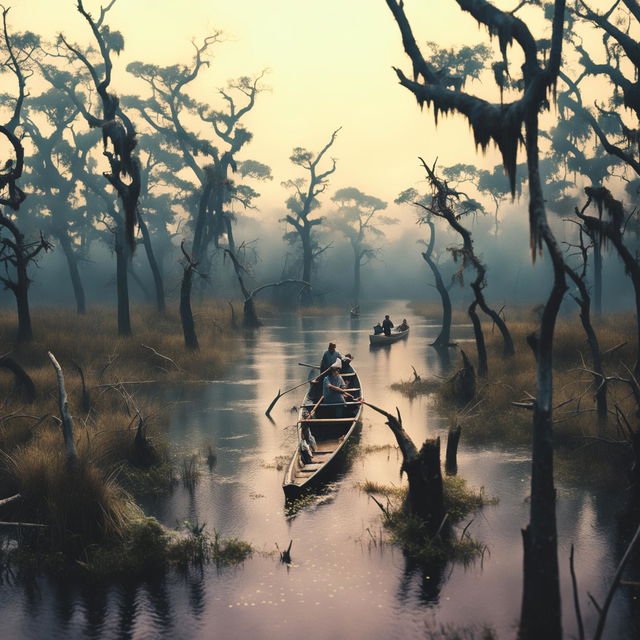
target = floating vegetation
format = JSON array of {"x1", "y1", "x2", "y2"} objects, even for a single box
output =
[
  {"x1": 180, "y1": 454, "x2": 200, "y2": 490},
  {"x1": 361, "y1": 443, "x2": 398, "y2": 455},
  {"x1": 391, "y1": 378, "x2": 443, "y2": 398},
  {"x1": 363, "y1": 476, "x2": 495, "y2": 565},
  {"x1": 356, "y1": 480, "x2": 404, "y2": 498},
  {"x1": 4, "y1": 517, "x2": 252, "y2": 576},
  {"x1": 262, "y1": 455, "x2": 289, "y2": 471}
]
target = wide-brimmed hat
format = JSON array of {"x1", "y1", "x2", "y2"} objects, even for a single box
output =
[
  {"x1": 331, "y1": 358, "x2": 342, "y2": 369},
  {"x1": 344, "y1": 353, "x2": 353, "y2": 360}
]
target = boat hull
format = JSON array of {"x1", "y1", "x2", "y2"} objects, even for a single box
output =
[
  {"x1": 282, "y1": 367, "x2": 362, "y2": 498},
  {"x1": 369, "y1": 327, "x2": 410, "y2": 345}
]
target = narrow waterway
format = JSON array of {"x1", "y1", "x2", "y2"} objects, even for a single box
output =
[{"x1": 1, "y1": 300, "x2": 636, "y2": 639}]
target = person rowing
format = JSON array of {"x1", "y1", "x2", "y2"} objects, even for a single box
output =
[
  {"x1": 322, "y1": 359, "x2": 354, "y2": 418},
  {"x1": 320, "y1": 341, "x2": 341, "y2": 371}
]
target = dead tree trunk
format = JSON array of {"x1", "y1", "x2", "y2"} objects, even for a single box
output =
[
  {"x1": 48, "y1": 351, "x2": 77, "y2": 467},
  {"x1": 301, "y1": 230, "x2": 314, "y2": 307},
  {"x1": 57, "y1": 231, "x2": 86, "y2": 314},
  {"x1": 564, "y1": 228, "x2": 607, "y2": 425},
  {"x1": 180, "y1": 242, "x2": 199, "y2": 351},
  {"x1": 576, "y1": 187, "x2": 640, "y2": 377},
  {"x1": 115, "y1": 223, "x2": 132, "y2": 336},
  {"x1": 0, "y1": 355, "x2": 36, "y2": 403},
  {"x1": 383, "y1": 2, "x2": 566, "y2": 636},
  {"x1": 137, "y1": 210, "x2": 166, "y2": 313},
  {"x1": 445, "y1": 424, "x2": 461, "y2": 474},
  {"x1": 593, "y1": 241, "x2": 602, "y2": 318},
  {"x1": 468, "y1": 301, "x2": 488, "y2": 377},
  {"x1": 224, "y1": 247, "x2": 310, "y2": 328},
  {"x1": 0, "y1": 214, "x2": 49, "y2": 343},
  {"x1": 449, "y1": 349, "x2": 476, "y2": 405},
  {"x1": 422, "y1": 219, "x2": 453, "y2": 348},
  {"x1": 418, "y1": 159, "x2": 514, "y2": 374},
  {"x1": 365, "y1": 402, "x2": 444, "y2": 529},
  {"x1": 519, "y1": 113, "x2": 565, "y2": 640}
]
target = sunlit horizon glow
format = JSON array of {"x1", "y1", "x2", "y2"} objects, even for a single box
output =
[{"x1": 4, "y1": 0, "x2": 579, "y2": 233}]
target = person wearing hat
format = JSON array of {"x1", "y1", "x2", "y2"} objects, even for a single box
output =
[
  {"x1": 382, "y1": 315, "x2": 394, "y2": 337},
  {"x1": 322, "y1": 359, "x2": 353, "y2": 417},
  {"x1": 320, "y1": 342, "x2": 342, "y2": 372},
  {"x1": 341, "y1": 353, "x2": 354, "y2": 375}
]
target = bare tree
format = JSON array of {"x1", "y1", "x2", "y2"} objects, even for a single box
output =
[
  {"x1": 281, "y1": 129, "x2": 340, "y2": 306},
  {"x1": 563, "y1": 220, "x2": 608, "y2": 425},
  {"x1": 127, "y1": 47, "x2": 270, "y2": 270},
  {"x1": 396, "y1": 187, "x2": 454, "y2": 349},
  {"x1": 385, "y1": 2, "x2": 567, "y2": 638},
  {"x1": 0, "y1": 9, "x2": 50, "y2": 342},
  {"x1": 416, "y1": 160, "x2": 514, "y2": 376},
  {"x1": 22, "y1": 90, "x2": 87, "y2": 313},
  {"x1": 331, "y1": 186, "x2": 392, "y2": 305},
  {"x1": 52, "y1": 0, "x2": 141, "y2": 334},
  {"x1": 576, "y1": 186, "x2": 640, "y2": 375}
]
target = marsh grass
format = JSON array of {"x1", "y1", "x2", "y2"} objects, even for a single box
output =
[
  {"x1": 64, "y1": 518, "x2": 252, "y2": 576},
  {"x1": 403, "y1": 307, "x2": 636, "y2": 488},
  {"x1": 180, "y1": 454, "x2": 200, "y2": 490},
  {"x1": 361, "y1": 475, "x2": 493, "y2": 565},
  {"x1": 356, "y1": 480, "x2": 405, "y2": 497},
  {"x1": 391, "y1": 377, "x2": 443, "y2": 398},
  {"x1": 361, "y1": 443, "x2": 399, "y2": 455},
  {"x1": 422, "y1": 620, "x2": 497, "y2": 640},
  {"x1": 408, "y1": 301, "x2": 470, "y2": 325},
  {"x1": 0, "y1": 302, "x2": 246, "y2": 572},
  {"x1": 1, "y1": 302, "x2": 239, "y2": 383},
  {"x1": 3, "y1": 426, "x2": 143, "y2": 553}
]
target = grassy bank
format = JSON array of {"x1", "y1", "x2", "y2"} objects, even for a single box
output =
[
  {"x1": 0, "y1": 303, "x2": 250, "y2": 574},
  {"x1": 399, "y1": 306, "x2": 636, "y2": 489}
]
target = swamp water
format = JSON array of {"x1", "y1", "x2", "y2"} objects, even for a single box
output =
[{"x1": 1, "y1": 301, "x2": 637, "y2": 639}]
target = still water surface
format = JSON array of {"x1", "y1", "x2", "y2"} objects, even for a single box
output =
[{"x1": 1, "y1": 301, "x2": 636, "y2": 639}]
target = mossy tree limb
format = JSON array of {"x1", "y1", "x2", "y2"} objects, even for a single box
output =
[{"x1": 385, "y1": 1, "x2": 567, "y2": 637}]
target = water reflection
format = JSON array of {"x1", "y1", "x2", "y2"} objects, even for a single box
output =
[{"x1": 0, "y1": 300, "x2": 636, "y2": 638}]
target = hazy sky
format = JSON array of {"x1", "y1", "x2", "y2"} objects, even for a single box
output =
[{"x1": 6, "y1": 0, "x2": 562, "y2": 222}]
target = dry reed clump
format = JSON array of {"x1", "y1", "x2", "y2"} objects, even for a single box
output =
[
  {"x1": 3, "y1": 426, "x2": 143, "y2": 553},
  {"x1": 407, "y1": 308, "x2": 638, "y2": 487},
  {"x1": 391, "y1": 377, "x2": 442, "y2": 398}
]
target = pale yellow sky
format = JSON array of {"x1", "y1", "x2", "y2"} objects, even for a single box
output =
[{"x1": 7, "y1": 0, "x2": 590, "y2": 221}]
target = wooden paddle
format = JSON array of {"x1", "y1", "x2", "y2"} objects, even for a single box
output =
[
  {"x1": 308, "y1": 395, "x2": 324, "y2": 417},
  {"x1": 298, "y1": 362, "x2": 319, "y2": 369},
  {"x1": 265, "y1": 367, "x2": 331, "y2": 417}
]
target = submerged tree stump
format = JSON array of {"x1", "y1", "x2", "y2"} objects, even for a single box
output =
[
  {"x1": 445, "y1": 424, "x2": 462, "y2": 475},
  {"x1": 365, "y1": 402, "x2": 445, "y2": 531}
]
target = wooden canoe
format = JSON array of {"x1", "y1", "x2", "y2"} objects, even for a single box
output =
[
  {"x1": 369, "y1": 327, "x2": 410, "y2": 345},
  {"x1": 282, "y1": 368, "x2": 363, "y2": 499}
]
